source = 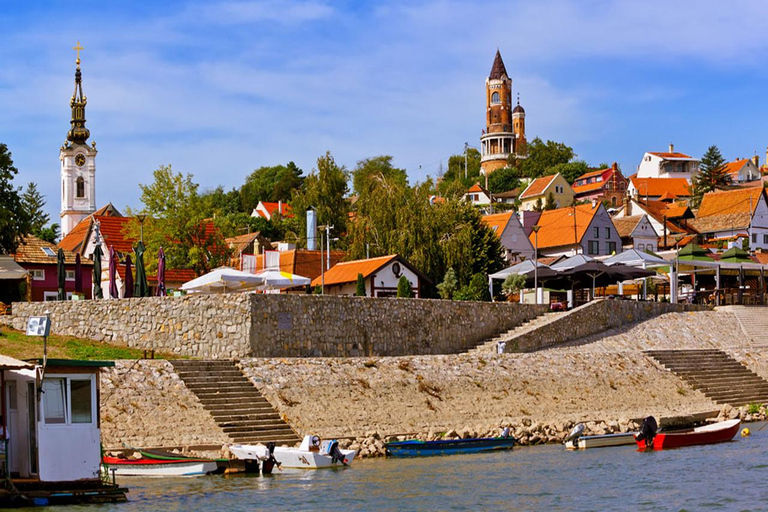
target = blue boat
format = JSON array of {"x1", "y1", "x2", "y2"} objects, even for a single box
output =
[{"x1": 385, "y1": 436, "x2": 516, "y2": 457}]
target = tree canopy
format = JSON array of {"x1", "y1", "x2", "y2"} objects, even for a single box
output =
[
  {"x1": 0, "y1": 144, "x2": 30, "y2": 254},
  {"x1": 240, "y1": 162, "x2": 303, "y2": 212},
  {"x1": 514, "y1": 138, "x2": 575, "y2": 179},
  {"x1": 691, "y1": 145, "x2": 731, "y2": 207},
  {"x1": 487, "y1": 166, "x2": 520, "y2": 194}
]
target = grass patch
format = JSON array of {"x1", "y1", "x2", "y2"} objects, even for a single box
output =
[
  {"x1": 0, "y1": 326, "x2": 168, "y2": 361},
  {"x1": 747, "y1": 403, "x2": 762, "y2": 415}
]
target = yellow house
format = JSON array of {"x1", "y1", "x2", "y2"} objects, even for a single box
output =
[{"x1": 518, "y1": 173, "x2": 575, "y2": 211}]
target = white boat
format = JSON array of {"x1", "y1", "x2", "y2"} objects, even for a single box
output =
[
  {"x1": 101, "y1": 456, "x2": 218, "y2": 477},
  {"x1": 565, "y1": 432, "x2": 637, "y2": 450},
  {"x1": 230, "y1": 436, "x2": 356, "y2": 469}
]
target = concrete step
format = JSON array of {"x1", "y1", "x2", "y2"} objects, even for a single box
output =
[
  {"x1": 230, "y1": 436, "x2": 300, "y2": 446},
  {"x1": 222, "y1": 425, "x2": 297, "y2": 435}
]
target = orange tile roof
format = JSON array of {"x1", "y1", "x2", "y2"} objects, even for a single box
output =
[
  {"x1": 95, "y1": 216, "x2": 136, "y2": 253},
  {"x1": 528, "y1": 204, "x2": 599, "y2": 249},
  {"x1": 520, "y1": 175, "x2": 557, "y2": 200},
  {"x1": 572, "y1": 181, "x2": 606, "y2": 194},
  {"x1": 58, "y1": 217, "x2": 93, "y2": 252},
  {"x1": 468, "y1": 183, "x2": 485, "y2": 193},
  {"x1": 311, "y1": 255, "x2": 397, "y2": 287},
  {"x1": 696, "y1": 187, "x2": 764, "y2": 217},
  {"x1": 722, "y1": 159, "x2": 749, "y2": 177},
  {"x1": 481, "y1": 212, "x2": 514, "y2": 237},
  {"x1": 256, "y1": 249, "x2": 346, "y2": 282},
  {"x1": 575, "y1": 167, "x2": 609, "y2": 181},
  {"x1": 257, "y1": 201, "x2": 293, "y2": 218},
  {"x1": 630, "y1": 177, "x2": 691, "y2": 197},
  {"x1": 14, "y1": 235, "x2": 92, "y2": 265},
  {"x1": 648, "y1": 152, "x2": 694, "y2": 159},
  {"x1": 611, "y1": 216, "x2": 644, "y2": 238}
]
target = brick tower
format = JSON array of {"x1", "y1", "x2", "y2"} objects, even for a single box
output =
[{"x1": 480, "y1": 50, "x2": 526, "y2": 176}]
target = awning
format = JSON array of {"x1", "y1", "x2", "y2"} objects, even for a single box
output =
[
  {"x1": 0, "y1": 355, "x2": 34, "y2": 370},
  {"x1": 0, "y1": 256, "x2": 28, "y2": 280}
]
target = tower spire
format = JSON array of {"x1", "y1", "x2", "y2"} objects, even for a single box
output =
[{"x1": 67, "y1": 41, "x2": 90, "y2": 145}]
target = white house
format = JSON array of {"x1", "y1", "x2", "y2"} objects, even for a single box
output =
[
  {"x1": 636, "y1": 144, "x2": 700, "y2": 181},
  {"x1": 464, "y1": 183, "x2": 492, "y2": 206},
  {"x1": 688, "y1": 187, "x2": 768, "y2": 251},
  {"x1": 481, "y1": 211, "x2": 535, "y2": 262},
  {"x1": 722, "y1": 158, "x2": 761, "y2": 184},
  {"x1": 311, "y1": 254, "x2": 429, "y2": 297},
  {"x1": 612, "y1": 215, "x2": 659, "y2": 252}
]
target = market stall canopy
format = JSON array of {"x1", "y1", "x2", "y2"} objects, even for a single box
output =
[
  {"x1": 719, "y1": 246, "x2": 753, "y2": 263},
  {"x1": 603, "y1": 249, "x2": 670, "y2": 268},
  {"x1": 551, "y1": 254, "x2": 595, "y2": 271},
  {"x1": 253, "y1": 269, "x2": 311, "y2": 291},
  {"x1": 0, "y1": 256, "x2": 27, "y2": 280},
  {"x1": 489, "y1": 260, "x2": 559, "y2": 281},
  {"x1": 180, "y1": 267, "x2": 265, "y2": 294}
]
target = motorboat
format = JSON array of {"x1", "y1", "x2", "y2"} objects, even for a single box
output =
[
  {"x1": 634, "y1": 417, "x2": 741, "y2": 450},
  {"x1": 101, "y1": 455, "x2": 218, "y2": 477},
  {"x1": 230, "y1": 435, "x2": 355, "y2": 469},
  {"x1": 565, "y1": 432, "x2": 637, "y2": 450},
  {"x1": 385, "y1": 435, "x2": 516, "y2": 458}
]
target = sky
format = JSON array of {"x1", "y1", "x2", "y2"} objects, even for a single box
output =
[{"x1": 3, "y1": 0, "x2": 768, "y2": 224}]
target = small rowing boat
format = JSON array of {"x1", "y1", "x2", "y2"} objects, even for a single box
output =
[
  {"x1": 634, "y1": 417, "x2": 741, "y2": 451},
  {"x1": 385, "y1": 436, "x2": 516, "y2": 458},
  {"x1": 101, "y1": 456, "x2": 218, "y2": 477},
  {"x1": 565, "y1": 432, "x2": 637, "y2": 450}
]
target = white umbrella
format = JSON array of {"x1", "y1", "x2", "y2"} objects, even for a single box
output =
[
  {"x1": 253, "y1": 269, "x2": 311, "y2": 291},
  {"x1": 180, "y1": 267, "x2": 265, "y2": 294}
]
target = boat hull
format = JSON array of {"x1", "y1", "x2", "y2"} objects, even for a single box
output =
[
  {"x1": 635, "y1": 419, "x2": 741, "y2": 450},
  {"x1": 272, "y1": 447, "x2": 356, "y2": 468},
  {"x1": 102, "y1": 457, "x2": 218, "y2": 477},
  {"x1": 385, "y1": 437, "x2": 516, "y2": 458},
  {"x1": 565, "y1": 432, "x2": 637, "y2": 450}
]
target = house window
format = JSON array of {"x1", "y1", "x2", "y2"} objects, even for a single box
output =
[
  {"x1": 605, "y1": 227, "x2": 610, "y2": 239},
  {"x1": 66, "y1": 270, "x2": 75, "y2": 281},
  {"x1": 491, "y1": 92, "x2": 500, "y2": 104},
  {"x1": 752, "y1": 233, "x2": 757, "y2": 243},
  {"x1": 638, "y1": 243, "x2": 645, "y2": 250},
  {"x1": 593, "y1": 227, "x2": 600, "y2": 238},
  {"x1": 76, "y1": 177, "x2": 85, "y2": 198},
  {"x1": 43, "y1": 292, "x2": 58, "y2": 301},
  {"x1": 607, "y1": 241, "x2": 617, "y2": 254},
  {"x1": 31, "y1": 269, "x2": 45, "y2": 280},
  {"x1": 42, "y1": 376, "x2": 95, "y2": 426},
  {"x1": 41, "y1": 247, "x2": 56, "y2": 257},
  {"x1": 588, "y1": 241, "x2": 599, "y2": 254},
  {"x1": 763, "y1": 234, "x2": 768, "y2": 244}
]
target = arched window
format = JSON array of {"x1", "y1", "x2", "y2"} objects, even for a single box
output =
[
  {"x1": 76, "y1": 177, "x2": 85, "y2": 198},
  {"x1": 491, "y1": 92, "x2": 500, "y2": 104}
]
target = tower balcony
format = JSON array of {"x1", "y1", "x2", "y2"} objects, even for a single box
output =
[{"x1": 480, "y1": 131, "x2": 516, "y2": 162}]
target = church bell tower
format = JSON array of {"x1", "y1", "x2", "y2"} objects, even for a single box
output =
[
  {"x1": 480, "y1": 50, "x2": 526, "y2": 176},
  {"x1": 60, "y1": 42, "x2": 97, "y2": 238}
]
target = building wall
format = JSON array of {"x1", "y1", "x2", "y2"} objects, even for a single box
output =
[
  {"x1": 581, "y1": 206, "x2": 623, "y2": 256},
  {"x1": 631, "y1": 216, "x2": 659, "y2": 252},
  {"x1": 21, "y1": 263, "x2": 93, "y2": 302},
  {"x1": 519, "y1": 175, "x2": 574, "y2": 212},
  {"x1": 5, "y1": 294, "x2": 548, "y2": 358},
  {"x1": 499, "y1": 218, "x2": 536, "y2": 262},
  {"x1": 637, "y1": 153, "x2": 699, "y2": 181}
]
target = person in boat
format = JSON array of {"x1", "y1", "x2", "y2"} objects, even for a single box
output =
[{"x1": 635, "y1": 416, "x2": 658, "y2": 447}]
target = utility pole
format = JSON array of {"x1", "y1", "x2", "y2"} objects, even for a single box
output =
[
  {"x1": 464, "y1": 142, "x2": 469, "y2": 180},
  {"x1": 319, "y1": 225, "x2": 326, "y2": 295},
  {"x1": 326, "y1": 225, "x2": 333, "y2": 270}
]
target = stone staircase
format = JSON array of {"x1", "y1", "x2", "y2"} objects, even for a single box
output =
[
  {"x1": 171, "y1": 360, "x2": 300, "y2": 446},
  {"x1": 725, "y1": 306, "x2": 768, "y2": 346},
  {"x1": 645, "y1": 349, "x2": 768, "y2": 407},
  {"x1": 468, "y1": 311, "x2": 565, "y2": 354}
]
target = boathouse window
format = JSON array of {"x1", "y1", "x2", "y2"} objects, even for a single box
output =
[{"x1": 41, "y1": 376, "x2": 95, "y2": 425}]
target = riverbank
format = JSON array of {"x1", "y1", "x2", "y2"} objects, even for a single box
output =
[{"x1": 100, "y1": 309, "x2": 768, "y2": 458}]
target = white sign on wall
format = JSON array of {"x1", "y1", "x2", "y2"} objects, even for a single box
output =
[{"x1": 26, "y1": 316, "x2": 51, "y2": 337}]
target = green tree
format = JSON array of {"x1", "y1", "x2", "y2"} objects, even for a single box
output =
[
  {"x1": 396, "y1": 275, "x2": 413, "y2": 298},
  {"x1": 290, "y1": 152, "x2": 349, "y2": 248},
  {"x1": 437, "y1": 148, "x2": 482, "y2": 194},
  {"x1": 436, "y1": 268, "x2": 458, "y2": 299},
  {"x1": 454, "y1": 273, "x2": 491, "y2": 301},
  {"x1": 502, "y1": 273, "x2": 526, "y2": 298},
  {"x1": 201, "y1": 186, "x2": 242, "y2": 217},
  {"x1": 544, "y1": 192, "x2": 557, "y2": 210},
  {"x1": 691, "y1": 145, "x2": 731, "y2": 207},
  {"x1": 514, "y1": 138, "x2": 575, "y2": 178},
  {"x1": 533, "y1": 197, "x2": 544, "y2": 212},
  {"x1": 132, "y1": 164, "x2": 231, "y2": 274},
  {"x1": 355, "y1": 273, "x2": 366, "y2": 296},
  {"x1": 37, "y1": 224, "x2": 60, "y2": 244},
  {"x1": 487, "y1": 166, "x2": 520, "y2": 194},
  {"x1": 352, "y1": 156, "x2": 407, "y2": 196},
  {"x1": 240, "y1": 162, "x2": 303, "y2": 212},
  {"x1": 22, "y1": 182, "x2": 50, "y2": 235},
  {"x1": 547, "y1": 160, "x2": 590, "y2": 184},
  {"x1": 0, "y1": 144, "x2": 30, "y2": 254}
]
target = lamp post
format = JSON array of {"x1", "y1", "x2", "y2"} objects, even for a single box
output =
[
  {"x1": 531, "y1": 225, "x2": 540, "y2": 304},
  {"x1": 136, "y1": 214, "x2": 147, "y2": 244},
  {"x1": 318, "y1": 225, "x2": 326, "y2": 295}
]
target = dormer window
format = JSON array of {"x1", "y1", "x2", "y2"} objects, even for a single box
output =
[
  {"x1": 491, "y1": 92, "x2": 500, "y2": 105},
  {"x1": 76, "y1": 176, "x2": 85, "y2": 198}
]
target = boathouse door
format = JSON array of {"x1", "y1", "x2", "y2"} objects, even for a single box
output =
[{"x1": 6, "y1": 381, "x2": 20, "y2": 475}]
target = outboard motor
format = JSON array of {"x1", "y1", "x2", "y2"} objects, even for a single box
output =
[
  {"x1": 327, "y1": 440, "x2": 348, "y2": 466},
  {"x1": 262, "y1": 442, "x2": 279, "y2": 474},
  {"x1": 635, "y1": 416, "x2": 658, "y2": 447},
  {"x1": 563, "y1": 423, "x2": 585, "y2": 444}
]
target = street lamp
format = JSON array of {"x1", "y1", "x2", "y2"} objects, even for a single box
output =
[
  {"x1": 531, "y1": 225, "x2": 540, "y2": 304},
  {"x1": 136, "y1": 214, "x2": 147, "y2": 244}
]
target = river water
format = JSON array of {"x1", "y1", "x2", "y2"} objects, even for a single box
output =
[{"x1": 57, "y1": 423, "x2": 768, "y2": 511}]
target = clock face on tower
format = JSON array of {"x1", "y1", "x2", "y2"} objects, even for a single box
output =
[{"x1": 75, "y1": 154, "x2": 86, "y2": 167}]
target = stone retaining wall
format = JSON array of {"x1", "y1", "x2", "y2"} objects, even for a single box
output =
[
  {"x1": 506, "y1": 300, "x2": 711, "y2": 352},
  {"x1": 5, "y1": 295, "x2": 547, "y2": 358}
]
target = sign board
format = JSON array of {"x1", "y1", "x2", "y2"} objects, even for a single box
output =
[
  {"x1": 277, "y1": 313, "x2": 292, "y2": 330},
  {"x1": 26, "y1": 316, "x2": 50, "y2": 337}
]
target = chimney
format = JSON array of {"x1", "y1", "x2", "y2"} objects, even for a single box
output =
[
  {"x1": 306, "y1": 208, "x2": 317, "y2": 251},
  {"x1": 612, "y1": 162, "x2": 618, "y2": 171},
  {"x1": 669, "y1": 143, "x2": 674, "y2": 153},
  {"x1": 624, "y1": 195, "x2": 632, "y2": 216},
  {"x1": 591, "y1": 198, "x2": 597, "y2": 208}
]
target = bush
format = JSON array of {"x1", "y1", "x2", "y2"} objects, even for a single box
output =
[
  {"x1": 355, "y1": 273, "x2": 366, "y2": 296},
  {"x1": 454, "y1": 273, "x2": 491, "y2": 301},
  {"x1": 396, "y1": 275, "x2": 413, "y2": 298},
  {"x1": 437, "y1": 268, "x2": 458, "y2": 300}
]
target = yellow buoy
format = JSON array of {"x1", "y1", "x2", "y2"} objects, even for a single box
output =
[{"x1": 741, "y1": 428, "x2": 750, "y2": 437}]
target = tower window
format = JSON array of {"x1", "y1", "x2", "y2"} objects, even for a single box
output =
[
  {"x1": 491, "y1": 92, "x2": 500, "y2": 105},
  {"x1": 76, "y1": 176, "x2": 85, "y2": 198}
]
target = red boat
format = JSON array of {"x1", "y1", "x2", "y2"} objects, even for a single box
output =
[{"x1": 635, "y1": 418, "x2": 741, "y2": 450}]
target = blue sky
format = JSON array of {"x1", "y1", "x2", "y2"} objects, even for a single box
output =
[{"x1": 3, "y1": 0, "x2": 768, "y2": 223}]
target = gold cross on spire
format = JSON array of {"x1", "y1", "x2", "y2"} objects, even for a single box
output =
[{"x1": 73, "y1": 41, "x2": 83, "y2": 65}]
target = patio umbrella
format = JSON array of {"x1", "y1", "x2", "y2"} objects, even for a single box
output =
[
  {"x1": 156, "y1": 247, "x2": 166, "y2": 296},
  {"x1": 253, "y1": 269, "x2": 311, "y2": 291},
  {"x1": 124, "y1": 255, "x2": 134, "y2": 298},
  {"x1": 57, "y1": 248, "x2": 66, "y2": 300},
  {"x1": 92, "y1": 244, "x2": 103, "y2": 299},
  {"x1": 109, "y1": 246, "x2": 119, "y2": 299},
  {"x1": 180, "y1": 267, "x2": 265, "y2": 294},
  {"x1": 74, "y1": 253, "x2": 83, "y2": 294},
  {"x1": 134, "y1": 241, "x2": 149, "y2": 297}
]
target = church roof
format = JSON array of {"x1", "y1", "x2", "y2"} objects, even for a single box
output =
[{"x1": 489, "y1": 50, "x2": 508, "y2": 80}]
